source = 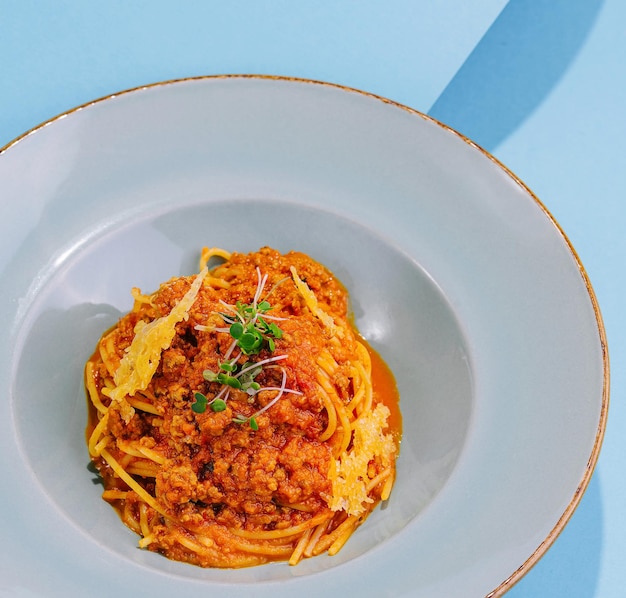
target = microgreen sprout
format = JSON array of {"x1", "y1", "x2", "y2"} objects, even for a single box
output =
[
  {"x1": 215, "y1": 267, "x2": 286, "y2": 357},
  {"x1": 231, "y1": 367, "x2": 300, "y2": 430},
  {"x1": 192, "y1": 391, "x2": 230, "y2": 414},
  {"x1": 191, "y1": 268, "x2": 300, "y2": 428},
  {"x1": 191, "y1": 392, "x2": 208, "y2": 413},
  {"x1": 220, "y1": 300, "x2": 284, "y2": 356},
  {"x1": 211, "y1": 398, "x2": 227, "y2": 412},
  {"x1": 232, "y1": 413, "x2": 259, "y2": 430}
]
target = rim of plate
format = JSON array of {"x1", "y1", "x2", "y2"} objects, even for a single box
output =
[{"x1": 0, "y1": 73, "x2": 610, "y2": 597}]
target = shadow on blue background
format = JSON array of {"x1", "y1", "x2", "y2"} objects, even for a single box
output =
[
  {"x1": 429, "y1": 1, "x2": 606, "y2": 595},
  {"x1": 428, "y1": 0, "x2": 605, "y2": 152}
]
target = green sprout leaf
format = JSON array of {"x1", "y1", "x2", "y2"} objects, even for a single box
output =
[
  {"x1": 268, "y1": 322, "x2": 283, "y2": 338},
  {"x1": 192, "y1": 392, "x2": 208, "y2": 413},
  {"x1": 211, "y1": 398, "x2": 227, "y2": 412},
  {"x1": 231, "y1": 414, "x2": 259, "y2": 430},
  {"x1": 203, "y1": 370, "x2": 218, "y2": 382},
  {"x1": 219, "y1": 373, "x2": 242, "y2": 389},
  {"x1": 238, "y1": 330, "x2": 264, "y2": 355},
  {"x1": 229, "y1": 322, "x2": 244, "y2": 339}
]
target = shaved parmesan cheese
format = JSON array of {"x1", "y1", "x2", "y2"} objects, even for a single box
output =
[
  {"x1": 290, "y1": 266, "x2": 342, "y2": 337},
  {"x1": 329, "y1": 403, "x2": 396, "y2": 515},
  {"x1": 104, "y1": 268, "x2": 207, "y2": 421}
]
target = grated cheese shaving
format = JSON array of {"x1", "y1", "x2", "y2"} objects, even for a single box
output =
[
  {"x1": 104, "y1": 267, "x2": 208, "y2": 421},
  {"x1": 289, "y1": 266, "x2": 342, "y2": 337},
  {"x1": 329, "y1": 403, "x2": 396, "y2": 515}
]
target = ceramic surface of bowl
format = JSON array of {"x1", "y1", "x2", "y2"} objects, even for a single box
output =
[{"x1": 0, "y1": 76, "x2": 607, "y2": 598}]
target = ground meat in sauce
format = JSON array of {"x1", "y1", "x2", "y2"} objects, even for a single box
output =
[{"x1": 89, "y1": 248, "x2": 368, "y2": 566}]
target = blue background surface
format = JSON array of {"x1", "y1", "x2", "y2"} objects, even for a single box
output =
[{"x1": 1, "y1": 1, "x2": 623, "y2": 596}]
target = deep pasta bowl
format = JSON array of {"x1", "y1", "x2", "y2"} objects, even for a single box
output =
[{"x1": 0, "y1": 76, "x2": 608, "y2": 597}]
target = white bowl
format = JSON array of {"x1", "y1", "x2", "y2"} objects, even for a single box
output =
[{"x1": 0, "y1": 76, "x2": 608, "y2": 597}]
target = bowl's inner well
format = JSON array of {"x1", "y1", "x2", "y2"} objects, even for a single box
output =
[{"x1": 12, "y1": 200, "x2": 472, "y2": 581}]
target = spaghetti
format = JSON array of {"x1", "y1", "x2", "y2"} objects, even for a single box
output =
[{"x1": 85, "y1": 247, "x2": 400, "y2": 568}]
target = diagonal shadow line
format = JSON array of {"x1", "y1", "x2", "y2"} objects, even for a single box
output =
[{"x1": 428, "y1": 0, "x2": 605, "y2": 153}]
